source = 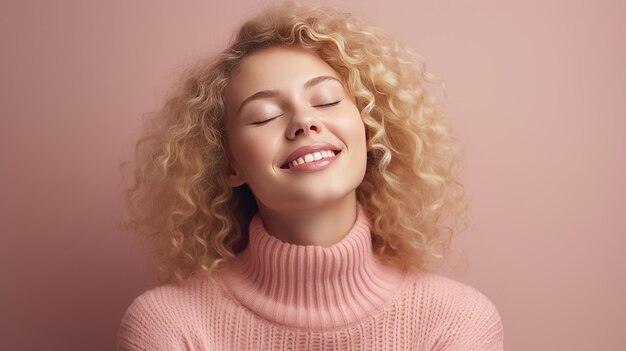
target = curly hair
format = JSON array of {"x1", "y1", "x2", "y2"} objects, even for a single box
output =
[{"x1": 118, "y1": 0, "x2": 469, "y2": 284}]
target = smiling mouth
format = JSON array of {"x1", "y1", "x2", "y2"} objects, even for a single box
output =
[{"x1": 280, "y1": 149, "x2": 342, "y2": 169}]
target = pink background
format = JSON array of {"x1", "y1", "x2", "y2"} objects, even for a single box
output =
[{"x1": 2, "y1": 0, "x2": 624, "y2": 349}]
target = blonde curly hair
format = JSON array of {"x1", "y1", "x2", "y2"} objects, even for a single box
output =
[{"x1": 119, "y1": 0, "x2": 469, "y2": 284}]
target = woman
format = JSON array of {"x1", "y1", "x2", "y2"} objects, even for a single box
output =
[{"x1": 117, "y1": 1, "x2": 504, "y2": 349}]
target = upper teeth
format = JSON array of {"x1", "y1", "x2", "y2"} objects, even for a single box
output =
[{"x1": 287, "y1": 150, "x2": 337, "y2": 168}]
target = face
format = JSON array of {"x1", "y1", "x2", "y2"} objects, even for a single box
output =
[{"x1": 223, "y1": 46, "x2": 367, "y2": 212}]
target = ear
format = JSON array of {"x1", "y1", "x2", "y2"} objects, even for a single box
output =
[{"x1": 226, "y1": 160, "x2": 246, "y2": 188}]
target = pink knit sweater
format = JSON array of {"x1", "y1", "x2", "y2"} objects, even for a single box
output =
[{"x1": 117, "y1": 203, "x2": 504, "y2": 350}]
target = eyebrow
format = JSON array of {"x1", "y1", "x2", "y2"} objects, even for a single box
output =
[{"x1": 235, "y1": 75, "x2": 343, "y2": 117}]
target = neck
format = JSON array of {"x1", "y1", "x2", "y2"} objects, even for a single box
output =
[
  {"x1": 214, "y1": 201, "x2": 409, "y2": 330},
  {"x1": 256, "y1": 192, "x2": 358, "y2": 247}
]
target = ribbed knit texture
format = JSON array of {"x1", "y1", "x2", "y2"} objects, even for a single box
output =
[{"x1": 117, "y1": 203, "x2": 504, "y2": 350}]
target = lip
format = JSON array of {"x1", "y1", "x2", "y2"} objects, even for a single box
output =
[{"x1": 280, "y1": 142, "x2": 342, "y2": 169}]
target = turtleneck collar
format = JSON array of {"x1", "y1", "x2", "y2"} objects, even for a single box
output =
[{"x1": 213, "y1": 202, "x2": 409, "y2": 330}]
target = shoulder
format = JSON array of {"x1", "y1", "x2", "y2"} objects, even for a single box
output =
[
  {"x1": 121, "y1": 272, "x2": 214, "y2": 317},
  {"x1": 408, "y1": 271, "x2": 505, "y2": 351},
  {"x1": 116, "y1": 272, "x2": 219, "y2": 350},
  {"x1": 411, "y1": 271, "x2": 502, "y2": 314}
]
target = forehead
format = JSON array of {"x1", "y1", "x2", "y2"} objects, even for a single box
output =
[{"x1": 225, "y1": 46, "x2": 340, "y2": 102}]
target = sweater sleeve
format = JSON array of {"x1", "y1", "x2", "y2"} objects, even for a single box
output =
[
  {"x1": 434, "y1": 286, "x2": 505, "y2": 351},
  {"x1": 116, "y1": 293, "x2": 191, "y2": 351}
]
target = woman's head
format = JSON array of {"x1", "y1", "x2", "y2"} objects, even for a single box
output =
[
  {"x1": 223, "y1": 45, "x2": 367, "y2": 212},
  {"x1": 120, "y1": 0, "x2": 469, "y2": 283}
]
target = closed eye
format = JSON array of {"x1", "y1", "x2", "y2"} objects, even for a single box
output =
[
  {"x1": 251, "y1": 101, "x2": 341, "y2": 125},
  {"x1": 316, "y1": 100, "x2": 341, "y2": 107},
  {"x1": 252, "y1": 114, "x2": 283, "y2": 125}
]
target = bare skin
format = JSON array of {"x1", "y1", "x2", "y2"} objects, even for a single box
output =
[{"x1": 223, "y1": 46, "x2": 368, "y2": 247}]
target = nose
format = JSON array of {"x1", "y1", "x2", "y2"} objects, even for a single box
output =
[{"x1": 285, "y1": 106, "x2": 322, "y2": 140}]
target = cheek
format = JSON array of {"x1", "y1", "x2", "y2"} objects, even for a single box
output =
[
  {"x1": 231, "y1": 131, "x2": 280, "y2": 167},
  {"x1": 337, "y1": 109, "x2": 366, "y2": 146}
]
